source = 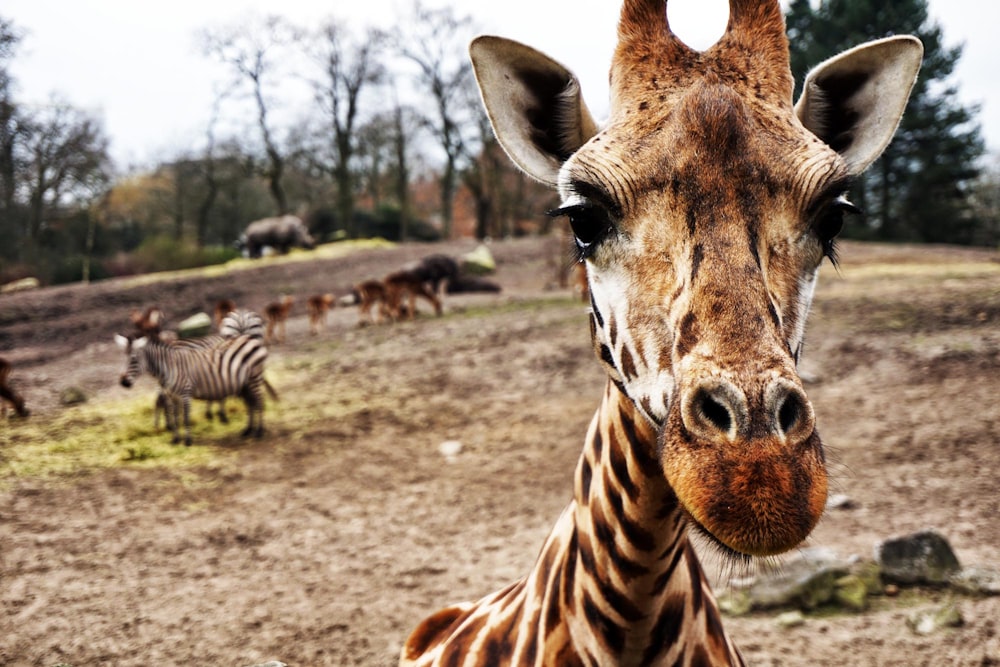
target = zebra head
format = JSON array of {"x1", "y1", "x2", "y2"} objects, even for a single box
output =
[{"x1": 115, "y1": 334, "x2": 149, "y2": 388}]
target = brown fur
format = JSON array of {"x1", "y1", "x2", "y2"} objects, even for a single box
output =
[
  {"x1": 353, "y1": 280, "x2": 392, "y2": 326},
  {"x1": 403, "y1": 0, "x2": 921, "y2": 663},
  {"x1": 0, "y1": 357, "x2": 29, "y2": 418},
  {"x1": 213, "y1": 299, "x2": 237, "y2": 330},
  {"x1": 306, "y1": 294, "x2": 335, "y2": 335},
  {"x1": 129, "y1": 306, "x2": 165, "y2": 339},
  {"x1": 383, "y1": 269, "x2": 443, "y2": 320},
  {"x1": 264, "y1": 295, "x2": 295, "y2": 343}
]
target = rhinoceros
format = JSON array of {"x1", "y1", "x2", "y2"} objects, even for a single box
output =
[{"x1": 240, "y1": 215, "x2": 316, "y2": 258}]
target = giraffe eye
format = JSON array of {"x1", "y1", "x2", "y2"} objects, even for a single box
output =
[
  {"x1": 548, "y1": 203, "x2": 613, "y2": 259},
  {"x1": 815, "y1": 196, "x2": 860, "y2": 264}
]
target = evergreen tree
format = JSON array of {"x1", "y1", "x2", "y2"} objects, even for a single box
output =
[{"x1": 787, "y1": 0, "x2": 985, "y2": 244}]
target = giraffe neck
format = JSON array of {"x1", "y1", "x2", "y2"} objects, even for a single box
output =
[
  {"x1": 534, "y1": 379, "x2": 743, "y2": 665},
  {"x1": 401, "y1": 379, "x2": 744, "y2": 666}
]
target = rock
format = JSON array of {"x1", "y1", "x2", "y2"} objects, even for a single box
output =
[
  {"x1": 745, "y1": 547, "x2": 849, "y2": 611},
  {"x1": 438, "y1": 440, "x2": 463, "y2": 459},
  {"x1": 178, "y1": 312, "x2": 212, "y2": 339},
  {"x1": 716, "y1": 588, "x2": 752, "y2": 617},
  {"x1": 875, "y1": 529, "x2": 961, "y2": 585},
  {"x1": 0, "y1": 276, "x2": 40, "y2": 293},
  {"x1": 59, "y1": 386, "x2": 88, "y2": 406},
  {"x1": 850, "y1": 560, "x2": 885, "y2": 597},
  {"x1": 907, "y1": 602, "x2": 963, "y2": 636},
  {"x1": 775, "y1": 610, "x2": 806, "y2": 628},
  {"x1": 949, "y1": 566, "x2": 1000, "y2": 596},
  {"x1": 825, "y1": 493, "x2": 856, "y2": 510},
  {"x1": 833, "y1": 574, "x2": 869, "y2": 611},
  {"x1": 461, "y1": 244, "x2": 496, "y2": 275}
]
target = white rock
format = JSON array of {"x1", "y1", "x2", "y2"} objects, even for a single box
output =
[{"x1": 438, "y1": 440, "x2": 463, "y2": 458}]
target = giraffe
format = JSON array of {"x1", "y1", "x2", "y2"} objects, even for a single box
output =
[{"x1": 400, "y1": 0, "x2": 922, "y2": 664}]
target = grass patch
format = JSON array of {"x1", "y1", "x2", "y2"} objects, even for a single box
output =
[
  {"x1": 116, "y1": 238, "x2": 395, "y2": 290},
  {"x1": 0, "y1": 394, "x2": 230, "y2": 481}
]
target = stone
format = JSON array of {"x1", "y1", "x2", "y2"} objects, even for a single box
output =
[
  {"x1": 825, "y1": 493, "x2": 856, "y2": 510},
  {"x1": 875, "y1": 529, "x2": 961, "y2": 585},
  {"x1": 949, "y1": 566, "x2": 1000, "y2": 596},
  {"x1": 178, "y1": 312, "x2": 213, "y2": 339},
  {"x1": 907, "y1": 603, "x2": 963, "y2": 636},
  {"x1": 716, "y1": 588, "x2": 752, "y2": 617},
  {"x1": 461, "y1": 244, "x2": 496, "y2": 275},
  {"x1": 850, "y1": 560, "x2": 885, "y2": 596},
  {"x1": 0, "y1": 276, "x2": 39, "y2": 293},
  {"x1": 833, "y1": 574, "x2": 869, "y2": 611},
  {"x1": 438, "y1": 440, "x2": 463, "y2": 459},
  {"x1": 59, "y1": 386, "x2": 88, "y2": 406},
  {"x1": 746, "y1": 547, "x2": 849, "y2": 611},
  {"x1": 775, "y1": 610, "x2": 806, "y2": 628}
]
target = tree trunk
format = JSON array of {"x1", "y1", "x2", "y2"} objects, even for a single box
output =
[{"x1": 440, "y1": 157, "x2": 455, "y2": 239}]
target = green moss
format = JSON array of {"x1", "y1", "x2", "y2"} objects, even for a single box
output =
[{"x1": 0, "y1": 395, "x2": 227, "y2": 481}]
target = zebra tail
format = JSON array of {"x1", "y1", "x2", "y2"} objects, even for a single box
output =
[{"x1": 263, "y1": 378, "x2": 279, "y2": 401}]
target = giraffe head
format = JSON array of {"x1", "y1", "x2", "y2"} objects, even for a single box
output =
[{"x1": 471, "y1": 0, "x2": 920, "y2": 557}]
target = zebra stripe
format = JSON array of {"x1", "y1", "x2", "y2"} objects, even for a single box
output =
[
  {"x1": 119, "y1": 334, "x2": 268, "y2": 446},
  {"x1": 219, "y1": 309, "x2": 266, "y2": 340}
]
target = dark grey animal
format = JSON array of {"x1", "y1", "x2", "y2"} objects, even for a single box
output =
[
  {"x1": 240, "y1": 215, "x2": 316, "y2": 258},
  {"x1": 445, "y1": 275, "x2": 502, "y2": 294},
  {"x1": 405, "y1": 253, "x2": 460, "y2": 294}
]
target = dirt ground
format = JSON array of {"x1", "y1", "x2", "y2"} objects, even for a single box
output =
[{"x1": 1, "y1": 236, "x2": 999, "y2": 666}]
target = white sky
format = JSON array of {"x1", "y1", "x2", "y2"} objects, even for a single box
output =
[{"x1": 4, "y1": 0, "x2": 998, "y2": 170}]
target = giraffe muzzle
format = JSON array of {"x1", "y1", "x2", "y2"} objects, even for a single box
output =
[{"x1": 663, "y1": 374, "x2": 828, "y2": 557}]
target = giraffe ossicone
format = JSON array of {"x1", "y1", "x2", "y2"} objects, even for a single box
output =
[{"x1": 401, "y1": 0, "x2": 922, "y2": 664}]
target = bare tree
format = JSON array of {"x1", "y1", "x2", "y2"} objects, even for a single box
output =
[
  {"x1": 394, "y1": 2, "x2": 478, "y2": 239},
  {"x1": 355, "y1": 113, "x2": 393, "y2": 212},
  {"x1": 193, "y1": 94, "x2": 226, "y2": 247},
  {"x1": 391, "y1": 100, "x2": 420, "y2": 242},
  {"x1": 309, "y1": 20, "x2": 386, "y2": 238},
  {"x1": 200, "y1": 15, "x2": 296, "y2": 216},
  {"x1": 20, "y1": 101, "x2": 110, "y2": 246},
  {"x1": 0, "y1": 18, "x2": 24, "y2": 248}
]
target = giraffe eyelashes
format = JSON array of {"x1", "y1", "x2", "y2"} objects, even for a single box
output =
[
  {"x1": 816, "y1": 196, "x2": 861, "y2": 265},
  {"x1": 548, "y1": 203, "x2": 614, "y2": 259}
]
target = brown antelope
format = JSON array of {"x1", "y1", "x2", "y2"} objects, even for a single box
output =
[
  {"x1": 352, "y1": 279, "x2": 393, "y2": 326},
  {"x1": 213, "y1": 299, "x2": 238, "y2": 330},
  {"x1": 400, "y1": 1, "x2": 921, "y2": 664},
  {"x1": 129, "y1": 306, "x2": 165, "y2": 339},
  {"x1": 264, "y1": 295, "x2": 295, "y2": 343},
  {"x1": 307, "y1": 293, "x2": 335, "y2": 335},
  {"x1": 384, "y1": 269, "x2": 443, "y2": 321},
  {"x1": 0, "y1": 357, "x2": 29, "y2": 418}
]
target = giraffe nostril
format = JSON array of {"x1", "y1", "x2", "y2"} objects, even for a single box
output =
[
  {"x1": 683, "y1": 381, "x2": 746, "y2": 441},
  {"x1": 766, "y1": 380, "x2": 815, "y2": 441},
  {"x1": 778, "y1": 393, "x2": 802, "y2": 434},
  {"x1": 697, "y1": 391, "x2": 733, "y2": 433}
]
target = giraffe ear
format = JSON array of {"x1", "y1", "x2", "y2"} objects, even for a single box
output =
[
  {"x1": 795, "y1": 35, "x2": 923, "y2": 175},
  {"x1": 469, "y1": 36, "x2": 599, "y2": 187}
]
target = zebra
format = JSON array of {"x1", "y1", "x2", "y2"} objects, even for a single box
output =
[
  {"x1": 150, "y1": 309, "x2": 268, "y2": 429},
  {"x1": 219, "y1": 309, "x2": 266, "y2": 340},
  {"x1": 116, "y1": 333, "x2": 268, "y2": 445}
]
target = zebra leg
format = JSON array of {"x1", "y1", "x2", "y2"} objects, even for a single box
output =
[
  {"x1": 240, "y1": 385, "x2": 264, "y2": 438},
  {"x1": 182, "y1": 395, "x2": 193, "y2": 446},
  {"x1": 204, "y1": 400, "x2": 214, "y2": 421},
  {"x1": 169, "y1": 396, "x2": 182, "y2": 444},
  {"x1": 217, "y1": 398, "x2": 229, "y2": 424}
]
